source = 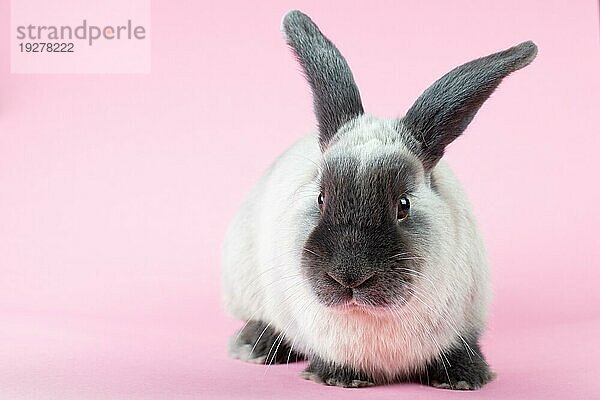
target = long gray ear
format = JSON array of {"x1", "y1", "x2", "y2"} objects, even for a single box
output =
[
  {"x1": 282, "y1": 10, "x2": 364, "y2": 150},
  {"x1": 402, "y1": 41, "x2": 538, "y2": 170}
]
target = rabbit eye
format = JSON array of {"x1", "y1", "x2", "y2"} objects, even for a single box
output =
[
  {"x1": 397, "y1": 196, "x2": 410, "y2": 220},
  {"x1": 318, "y1": 192, "x2": 324, "y2": 207}
]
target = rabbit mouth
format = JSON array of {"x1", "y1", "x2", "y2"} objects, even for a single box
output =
[
  {"x1": 333, "y1": 299, "x2": 380, "y2": 313},
  {"x1": 314, "y1": 281, "x2": 414, "y2": 313},
  {"x1": 339, "y1": 299, "x2": 366, "y2": 309},
  {"x1": 330, "y1": 297, "x2": 411, "y2": 317}
]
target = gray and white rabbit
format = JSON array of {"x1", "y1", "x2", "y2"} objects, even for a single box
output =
[{"x1": 222, "y1": 10, "x2": 536, "y2": 390}]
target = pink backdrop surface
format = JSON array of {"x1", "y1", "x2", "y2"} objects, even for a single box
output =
[{"x1": 1, "y1": 1, "x2": 599, "y2": 399}]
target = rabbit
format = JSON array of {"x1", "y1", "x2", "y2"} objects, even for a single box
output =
[{"x1": 222, "y1": 9, "x2": 537, "y2": 390}]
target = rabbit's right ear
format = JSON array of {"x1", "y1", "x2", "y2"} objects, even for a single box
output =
[{"x1": 283, "y1": 10, "x2": 364, "y2": 151}]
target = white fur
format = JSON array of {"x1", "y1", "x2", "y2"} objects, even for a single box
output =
[{"x1": 222, "y1": 115, "x2": 490, "y2": 381}]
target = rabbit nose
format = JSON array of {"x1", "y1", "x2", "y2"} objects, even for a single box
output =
[{"x1": 326, "y1": 271, "x2": 374, "y2": 289}]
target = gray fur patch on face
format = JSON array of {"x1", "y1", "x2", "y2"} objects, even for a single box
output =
[
  {"x1": 321, "y1": 153, "x2": 420, "y2": 226},
  {"x1": 302, "y1": 121, "x2": 432, "y2": 308}
]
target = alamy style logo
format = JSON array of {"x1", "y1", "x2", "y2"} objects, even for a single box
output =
[
  {"x1": 16, "y1": 20, "x2": 147, "y2": 49},
  {"x1": 11, "y1": 0, "x2": 151, "y2": 73}
]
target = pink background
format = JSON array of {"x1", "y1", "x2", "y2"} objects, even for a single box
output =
[{"x1": 1, "y1": 1, "x2": 599, "y2": 399}]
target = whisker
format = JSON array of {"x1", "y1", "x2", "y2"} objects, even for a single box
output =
[
  {"x1": 232, "y1": 280, "x2": 304, "y2": 347},
  {"x1": 302, "y1": 248, "x2": 322, "y2": 258},
  {"x1": 247, "y1": 286, "x2": 305, "y2": 360}
]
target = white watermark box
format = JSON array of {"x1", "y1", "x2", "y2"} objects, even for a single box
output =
[{"x1": 10, "y1": 0, "x2": 151, "y2": 73}]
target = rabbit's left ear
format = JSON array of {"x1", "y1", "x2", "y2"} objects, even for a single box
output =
[
  {"x1": 402, "y1": 41, "x2": 538, "y2": 171},
  {"x1": 283, "y1": 10, "x2": 364, "y2": 151}
]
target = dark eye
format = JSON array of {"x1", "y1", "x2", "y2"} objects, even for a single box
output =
[
  {"x1": 318, "y1": 192, "x2": 324, "y2": 207},
  {"x1": 397, "y1": 196, "x2": 410, "y2": 220}
]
